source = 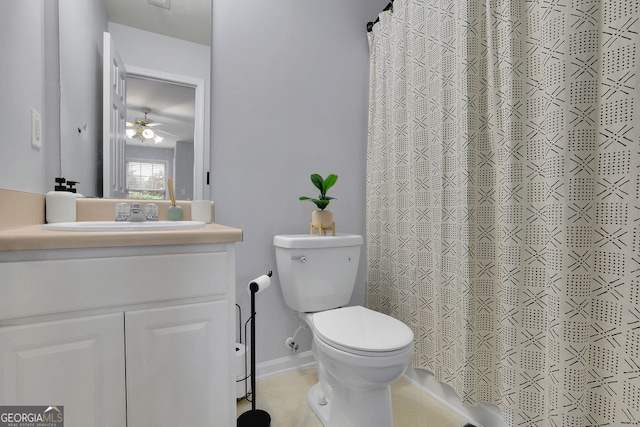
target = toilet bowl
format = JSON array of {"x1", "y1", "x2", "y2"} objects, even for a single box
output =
[
  {"x1": 273, "y1": 234, "x2": 414, "y2": 427},
  {"x1": 303, "y1": 307, "x2": 413, "y2": 427}
]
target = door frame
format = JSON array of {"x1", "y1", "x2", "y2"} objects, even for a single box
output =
[{"x1": 122, "y1": 65, "x2": 207, "y2": 201}]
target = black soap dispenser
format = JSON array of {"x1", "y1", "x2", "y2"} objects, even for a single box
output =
[
  {"x1": 66, "y1": 180, "x2": 78, "y2": 193},
  {"x1": 54, "y1": 177, "x2": 67, "y2": 191}
]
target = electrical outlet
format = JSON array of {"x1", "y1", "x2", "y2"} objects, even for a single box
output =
[{"x1": 31, "y1": 108, "x2": 42, "y2": 149}]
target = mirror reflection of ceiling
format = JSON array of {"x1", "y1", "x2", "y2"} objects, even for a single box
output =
[
  {"x1": 103, "y1": 0, "x2": 211, "y2": 46},
  {"x1": 103, "y1": 0, "x2": 208, "y2": 149},
  {"x1": 126, "y1": 77, "x2": 196, "y2": 149}
]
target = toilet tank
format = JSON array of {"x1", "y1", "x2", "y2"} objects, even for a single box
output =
[{"x1": 273, "y1": 234, "x2": 363, "y2": 312}]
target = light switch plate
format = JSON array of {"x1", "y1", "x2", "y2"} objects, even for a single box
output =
[{"x1": 31, "y1": 108, "x2": 42, "y2": 149}]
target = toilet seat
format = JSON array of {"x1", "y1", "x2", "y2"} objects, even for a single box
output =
[{"x1": 311, "y1": 306, "x2": 413, "y2": 356}]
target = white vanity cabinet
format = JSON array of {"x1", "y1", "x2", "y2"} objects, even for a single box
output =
[
  {"x1": 0, "y1": 243, "x2": 236, "y2": 427},
  {"x1": 0, "y1": 313, "x2": 127, "y2": 426},
  {"x1": 125, "y1": 301, "x2": 230, "y2": 427}
]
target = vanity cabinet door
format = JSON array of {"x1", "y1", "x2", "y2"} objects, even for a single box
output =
[
  {"x1": 125, "y1": 300, "x2": 234, "y2": 427},
  {"x1": 0, "y1": 313, "x2": 127, "y2": 427}
]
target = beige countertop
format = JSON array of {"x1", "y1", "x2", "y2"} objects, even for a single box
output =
[
  {"x1": 0, "y1": 223, "x2": 243, "y2": 251},
  {"x1": 0, "y1": 188, "x2": 243, "y2": 251}
]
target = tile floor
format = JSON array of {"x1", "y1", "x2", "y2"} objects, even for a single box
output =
[{"x1": 237, "y1": 366, "x2": 469, "y2": 427}]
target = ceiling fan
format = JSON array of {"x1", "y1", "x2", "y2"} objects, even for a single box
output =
[{"x1": 126, "y1": 108, "x2": 165, "y2": 144}]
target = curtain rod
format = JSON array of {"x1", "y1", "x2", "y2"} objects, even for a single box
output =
[{"x1": 367, "y1": 1, "x2": 393, "y2": 32}]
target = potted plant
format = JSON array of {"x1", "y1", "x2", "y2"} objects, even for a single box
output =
[{"x1": 300, "y1": 173, "x2": 337, "y2": 234}]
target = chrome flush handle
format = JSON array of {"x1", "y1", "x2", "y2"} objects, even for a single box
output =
[{"x1": 291, "y1": 255, "x2": 307, "y2": 263}]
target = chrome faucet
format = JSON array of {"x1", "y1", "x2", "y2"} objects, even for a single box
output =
[
  {"x1": 128, "y1": 203, "x2": 146, "y2": 222},
  {"x1": 115, "y1": 202, "x2": 159, "y2": 222}
]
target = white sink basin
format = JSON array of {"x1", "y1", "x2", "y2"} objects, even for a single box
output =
[{"x1": 43, "y1": 220, "x2": 206, "y2": 232}]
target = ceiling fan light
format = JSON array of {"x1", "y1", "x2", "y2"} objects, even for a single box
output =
[
  {"x1": 153, "y1": 134, "x2": 164, "y2": 144},
  {"x1": 142, "y1": 128, "x2": 155, "y2": 139},
  {"x1": 126, "y1": 129, "x2": 136, "y2": 138}
]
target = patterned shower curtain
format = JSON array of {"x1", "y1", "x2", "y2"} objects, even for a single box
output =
[{"x1": 365, "y1": 0, "x2": 639, "y2": 425}]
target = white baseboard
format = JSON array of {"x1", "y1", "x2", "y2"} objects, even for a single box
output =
[{"x1": 255, "y1": 350, "x2": 316, "y2": 380}]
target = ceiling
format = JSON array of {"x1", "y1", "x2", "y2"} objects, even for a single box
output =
[
  {"x1": 103, "y1": 0, "x2": 210, "y2": 148},
  {"x1": 103, "y1": 0, "x2": 211, "y2": 46},
  {"x1": 126, "y1": 77, "x2": 196, "y2": 147}
]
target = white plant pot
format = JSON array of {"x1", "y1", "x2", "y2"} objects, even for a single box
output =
[{"x1": 311, "y1": 209, "x2": 334, "y2": 229}]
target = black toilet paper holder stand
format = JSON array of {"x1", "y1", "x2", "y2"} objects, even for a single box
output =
[{"x1": 237, "y1": 271, "x2": 272, "y2": 427}]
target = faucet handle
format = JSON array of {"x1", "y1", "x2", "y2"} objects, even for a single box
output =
[
  {"x1": 144, "y1": 203, "x2": 159, "y2": 221},
  {"x1": 115, "y1": 203, "x2": 131, "y2": 221}
]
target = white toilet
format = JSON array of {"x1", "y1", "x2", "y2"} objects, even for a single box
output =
[{"x1": 273, "y1": 234, "x2": 414, "y2": 427}]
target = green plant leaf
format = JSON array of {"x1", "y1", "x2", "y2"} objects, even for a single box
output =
[
  {"x1": 310, "y1": 174, "x2": 324, "y2": 192},
  {"x1": 314, "y1": 199, "x2": 330, "y2": 209},
  {"x1": 322, "y1": 174, "x2": 338, "y2": 194}
]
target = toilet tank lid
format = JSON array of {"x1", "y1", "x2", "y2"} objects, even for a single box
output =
[{"x1": 273, "y1": 234, "x2": 363, "y2": 249}]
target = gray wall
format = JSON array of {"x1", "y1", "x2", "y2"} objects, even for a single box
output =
[
  {"x1": 174, "y1": 140, "x2": 194, "y2": 200},
  {"x1": 211, "y1": 0, "x2": 387, "y2": 363},
  {"x1": 0, "y1": 0, "x2": 59, "y2": 194},
  {"x1": 59, "y1": 0, "x2": 107, "y2": 196}
]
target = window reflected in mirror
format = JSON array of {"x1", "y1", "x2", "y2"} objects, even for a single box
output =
[{"x1": 126, "y1": 161, "x2": 166, "y2": 200}]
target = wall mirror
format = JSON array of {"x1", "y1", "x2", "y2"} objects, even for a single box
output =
[{"x1": 59, "y1": 0, "x2": 210, "y2": 200}]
